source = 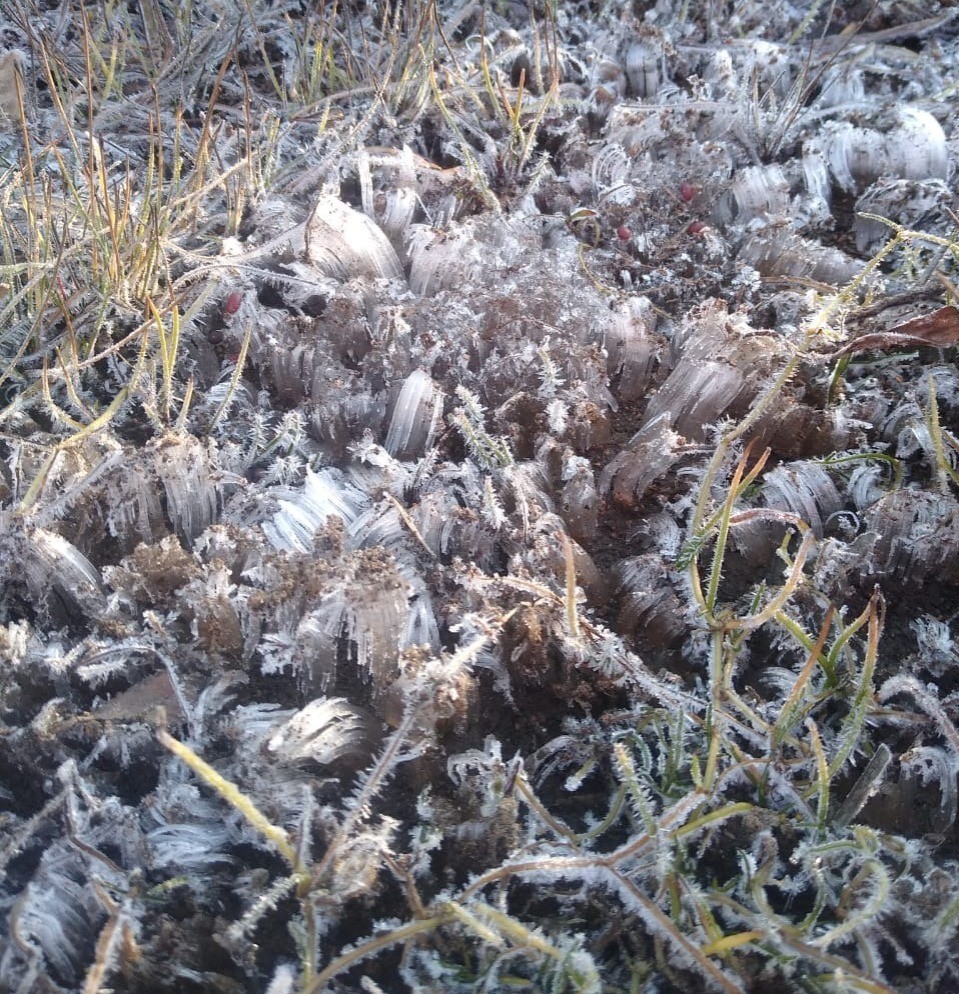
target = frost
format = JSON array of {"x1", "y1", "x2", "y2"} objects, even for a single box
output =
[
  {"x1": 153, "y1": 434, "x2": 220, "y2": 543},
  {"x1": 0, "y1": 618, "x2": 29, "y2": 665},
  {"x1": 624, "y1": 39, "x2": 665, "y2": 99},
  {"x1": 266, "y1": 698, "x2": 379, "y2": 766},
  {"x1": 848, "y1": 463, "x2": 888, "y2": 511},
  {"x1": 407, "y1": 224, "x2": 478, "y2": 297},
  {"x1": 912, "y1": 616, "x2": 958, "y2": 676},
  {"x1": 264, "y1": 963, "x2": 297, "y2": 994},
  {"x1": 738, "y1": 228, "x2": 862, "y2": 284},
  {"x1": 3, "y1": 5, "x2": 959, "y2": 992},
  {"x1": 404, "y1": 586, "x2": 441, "y2": 650},
  {"x1": 147, "y1": 821, "x2": 234, "y2": 871},
  {"x1": 712, "y1": 164, "x2": 790, "y2": 227},
  {"x1": 590, "y1": 143, "x2": 631, "y2": 200},
  {"x1": 7, "y1": 843, "x2": 101, "y2": 985},
  {"x1": 900, "y1": 746, "x2": 957, "y2": 829},
  {"x1": 863, "y1": 490, "x2": 959, "y2": 587},
  {"x1": 614, "y1": 555, "x2": 685, "y2": 649},
  {"x1": 805, "y1": 108, "x2": 947, "y2": 204},
  {"x1": 24, "y1": 527, "x2": 106, "y2": 621},
  {"x1": 264, "y1": 468, "x2": 369, "y2": 551},
  {"x1": 304, "y1": 193, "x2": 403, "y2": 282},
  {"x1": 385, "y1": 370, "x2": 444, "y2": 460}
]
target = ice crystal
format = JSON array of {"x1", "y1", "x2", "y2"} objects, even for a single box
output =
[
  {"x1": 304, "y1": 193, "x2": 404, "y2": 282},
  {"x1": 385, "y1": 369, "x2": 444, "y2": 460},
  {"x1": 266, "y1": 697, "x2": 379, "y2": 766},
  {"x1": 264, "y1": 468, "x2": 368, "y2": 552}
]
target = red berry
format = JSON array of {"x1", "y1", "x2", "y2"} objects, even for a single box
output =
[
  {"x1": 679, "y1": 182, "x2": 696, "y2": 202},
  {"x1": 224, "y1": 291, "x2": 243, "y2": 316},
  {"x1": 686, "y1": 220, "x2": 706, "y2": 235},
  {"x1": 616, "y1": 225, "x2": 632, "y2": 241}
]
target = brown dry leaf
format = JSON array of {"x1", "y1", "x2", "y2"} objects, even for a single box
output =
[
  {"x1": 94, "y1": 670, "x2": 187, "y2": 724},
  {"x1": 834, "y1": 305, "x2": 959, "y2": 357}
]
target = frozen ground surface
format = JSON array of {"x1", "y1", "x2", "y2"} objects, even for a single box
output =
[{"x1": 2, "y1": 2, "x2": 959, "y2": 992}]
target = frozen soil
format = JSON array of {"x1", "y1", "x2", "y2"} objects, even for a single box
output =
[{"x1": 2, "y1": 2, "x2": 959, "y2": 993}]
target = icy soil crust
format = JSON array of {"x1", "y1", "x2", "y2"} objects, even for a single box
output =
[{"x1": 2, "y1": 2, "x2": 959, "y2": 992}]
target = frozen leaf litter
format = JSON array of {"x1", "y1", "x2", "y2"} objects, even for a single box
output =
[{"x1": 2, "y1": 2, "x2": 959, "y2": 992}]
